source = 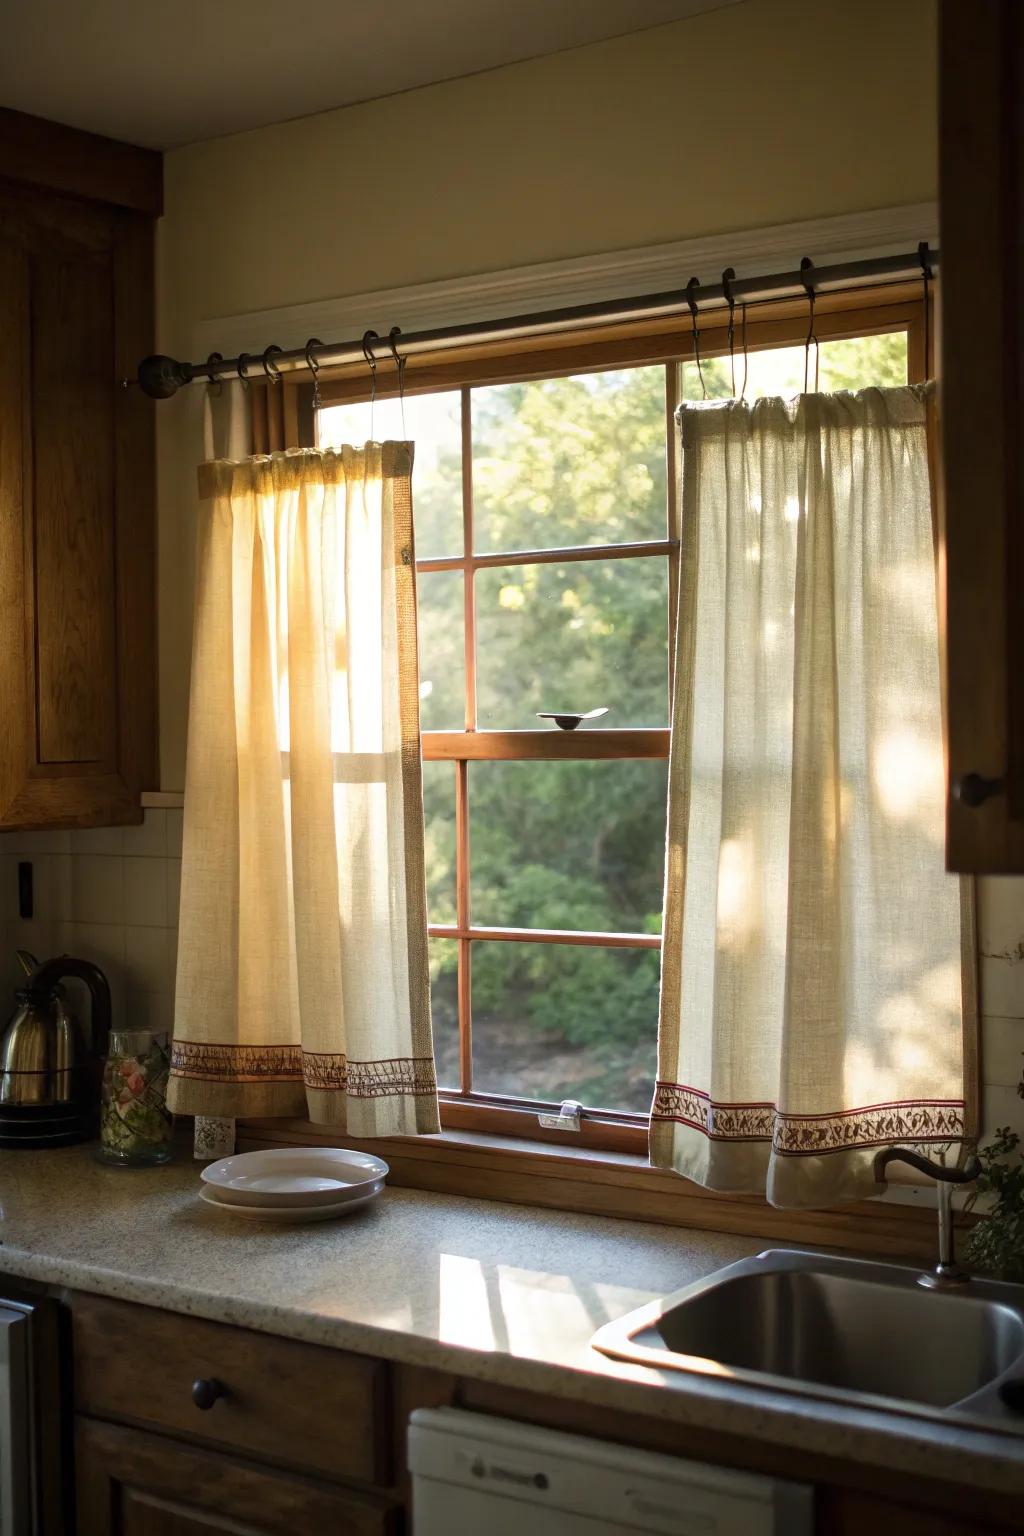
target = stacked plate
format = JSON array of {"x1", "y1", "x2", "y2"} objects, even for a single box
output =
[{"x1": 199, "y1": 1146, "x2": 388, "y2": 1223}]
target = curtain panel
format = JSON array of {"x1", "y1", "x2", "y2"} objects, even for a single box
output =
[
  {"x1": 168, "y1": 444, "x2": 440, "y2": 1136},
  {"x1": 652, "y1": 387, "x2": 976, "y2": 1208}
]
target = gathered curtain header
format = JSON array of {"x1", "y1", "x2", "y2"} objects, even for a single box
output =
[{"x1": 197, "y1": 441, "x2": 414, "y2": 502}]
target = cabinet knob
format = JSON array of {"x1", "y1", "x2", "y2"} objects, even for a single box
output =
[
  {"x1": 952, "y1": 772, "x2": 1005, "y2": 809},
  {"x1": 192, "y1": 1377, "x2": 226, "y2": 1411}
]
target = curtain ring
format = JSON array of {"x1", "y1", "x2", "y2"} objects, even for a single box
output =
[
  {"x1": 304, "y1": 338, "x2": 323, "y2": 412},
  {"x1": 205, "y1": 351, "x2": 223, "y2": 399},
  {"x1": 361, "y1": 330, "x2": 379, "y2": 405},
  {"x1": 722, "y1": 267, "x2": 737, "y2": 399},
  {"x1": 739, "y1": 302, "x2": 749, "y2": 401},
  {"x1": 237, "y1": 353, "x2": 251, "y2": 391},
  {"x1": 686, "y1": 277, "x2": 707, "y2": 400},
  {"x1": 918, "y1": 241, "x2": 933, "y2": 378},
  {"x1": 362, "y1": 330, "x2": 379, "y2": 440},
  {"x1": 387, "y1": 326, "x2": 407, "y2": 438},
  {"x1": 261, "y1": 344, "x2": 283, "y2": 384},
  {"x1": 800, "y1": 257, "x2": 818, "y2": 394}
]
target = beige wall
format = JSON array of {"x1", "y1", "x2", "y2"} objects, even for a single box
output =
[{"x1": 156, "y1": 0, "x2": 938, "y2": 789}]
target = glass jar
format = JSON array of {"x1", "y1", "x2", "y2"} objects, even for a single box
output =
[{"x1": 98, "y1": 1028, "x2": 172, "y2": 1166}]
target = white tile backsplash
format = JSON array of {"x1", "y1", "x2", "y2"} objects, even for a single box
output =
[
  {"x1": 165, "y1": 809, "x2": 184, "y2": 858},
  {"x1": 122, "y1": 809, "x2": 167, "y2": 858},
  {"x1": 982, "y1": 1082, "x2": 1024, "y2": 1143},
  {"x1": 2, "y1": 830, "x2": 71, "y2": 856},
  {"x1": 979, "y1": 876, "x2": 1024, "y2": 957},
  {"x1": 0, "y1": 812, "x2": 177, "y2": 1040},
  {"x1": 124, "y1": 855, "x2": 168, "y2": 927},
  {"x1": 977, "y1": 877, "x2": 1024, "y2": 1146},
  {"x1": 166, "y1": 858, "x2": 182, "y2": 926},
  {"x1": 72, "y1": 855, "x2": 124, "y2": 926},
  {"x1": 981, "y1": 954, "x2": 1024, "y2": 1020},
  {"x1": 124, "y1": 924, "x2": 171, "y2": 993},
  {"x1": 31, "y1": 855, "x2": 72, "y2": 923},
  {"x1": 981, "y1": 1013, "x2": 1024, "y2": 1086},
  {"x1": 70, "y1": 825, "x2": 125, "y2": 857}
]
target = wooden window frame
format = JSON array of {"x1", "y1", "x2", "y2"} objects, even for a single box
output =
[{"x1": 307, "y1": 283, "x2": 929, "y2": 1158}]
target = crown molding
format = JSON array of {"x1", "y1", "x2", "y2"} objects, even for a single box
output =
[{"x1": 191, "y1": 201, "x2": 938, "y2": 361}]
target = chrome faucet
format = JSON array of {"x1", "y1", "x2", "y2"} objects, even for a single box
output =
[{"x1": 874, "y1": 1146, "x2": 982, "y2": 1290}]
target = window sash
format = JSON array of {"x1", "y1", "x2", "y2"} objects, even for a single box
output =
[{"x1": 312, "y1": 290, "x2": 927, "y2": 1149}]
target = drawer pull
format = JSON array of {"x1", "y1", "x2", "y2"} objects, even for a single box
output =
[{"x1": 191, "y1": 1376, "x2": 226, "y2": 1411}]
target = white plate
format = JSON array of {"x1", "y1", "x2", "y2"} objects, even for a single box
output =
[
  {"x1": 201, "y1": 1146, "x2": 389, "y2": 1208},
  {"x1": 199, "y1": 1184, "x2": 381, "y2": 1223}
]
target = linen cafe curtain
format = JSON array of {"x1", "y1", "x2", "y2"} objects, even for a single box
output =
[
  {"x1": 651, "y1": 386, "x2": 976, "y2": 1207},
  {"x1": 168, "y1": 443, "x2": 441, "y2": 1136}
]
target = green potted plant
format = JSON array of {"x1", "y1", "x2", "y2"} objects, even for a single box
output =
[{"x1": 963, "y1": 1126, "x2": 1024, "y2": 1283}]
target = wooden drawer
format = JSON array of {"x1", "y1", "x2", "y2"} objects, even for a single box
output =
[
  {"x1": 72, "y1": 1293, "x2": 389, "y2": 1485},
  {"x1": 76, "y1": 1416, "x2": 399, "y2": 1536}
]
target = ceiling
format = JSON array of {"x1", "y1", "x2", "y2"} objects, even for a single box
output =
[{"x1": 0, "y1": 0, "x2": 744, "y2": 152}]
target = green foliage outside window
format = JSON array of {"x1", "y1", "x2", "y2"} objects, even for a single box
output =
[{"x1": 326, "y1": 330, "x2": 909, "y2": 1113}]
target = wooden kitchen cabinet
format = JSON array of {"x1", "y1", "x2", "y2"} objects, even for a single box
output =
[
  {"x1": 45, "y1": 1289, "x2": 1024, "y2": 1536},
  {"x1": 75, "y1": 1418, "x2": 398, "y2": 1536},
  {"x1": 72, "y1": 1291, "x2": 390, "y2": 1485},
  {"x1": 940, "y1": 0, "x2": 1024, "y2": 871},
  {"x1": 0, "y1": 112, "x2": 159, "y2": 830}
]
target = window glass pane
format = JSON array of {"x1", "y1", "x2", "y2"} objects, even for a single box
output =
[
  {"x1": 417, "y1": 570, "x2": 465, "y2": 730},
  {"x1": 470, "y1": 760, "x2": 667, "y2": 934},
  {"x1": 428, "y1": 938, "x2": 460, "y2": 1091},
  {"x1": 471, "y1": 367, "x2": 666, "y2": 553},
  {"x1": 422, "y1": 760, "x2": 456, "y2": 924},
  {"x1": 475, "y1": 557, "x2": 669, "y2": 728},
  {"x1": 471, "y1": 940, "x2": 658, "y2": 1113},
  {"x1": 681, "y1": 330, "x2": 908, "y2": 401},
  {"x1": 318, "y1": 390, "x2": 463, "y2": 557}
]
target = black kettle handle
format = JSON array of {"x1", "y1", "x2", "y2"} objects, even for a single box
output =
[{"x1": 26, "y1": 956, "x2": 112, "y2": 1058}]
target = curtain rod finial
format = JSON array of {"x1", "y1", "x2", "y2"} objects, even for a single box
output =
[{"x1": 137, "y1": 354, "x2": 192, "y2": 399}]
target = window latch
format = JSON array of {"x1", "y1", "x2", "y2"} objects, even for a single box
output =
[{"x1": 538, "y1": 1099, "x2": 583, "y2": 1133}]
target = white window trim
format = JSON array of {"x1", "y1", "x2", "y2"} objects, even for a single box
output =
[{"x1": 189, "y1": 201, "x2": 938, "y2": 369}]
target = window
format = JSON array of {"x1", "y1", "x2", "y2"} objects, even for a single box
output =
[{"x1": 317, "y1": 286, "x2": 921, "y2": 1150}]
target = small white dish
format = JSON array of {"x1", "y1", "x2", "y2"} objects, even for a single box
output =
[
  {"x1": 201, "y1": 1146, "x2": 389, "y2": 1209},
  {"x1": 199, "y1": 1184, "x2": 381, "y2": 1223}
]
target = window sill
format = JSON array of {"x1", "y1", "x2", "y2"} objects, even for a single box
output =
[{"x1": 235, "y1": 1117, "x2": 950, "y2": 1264}]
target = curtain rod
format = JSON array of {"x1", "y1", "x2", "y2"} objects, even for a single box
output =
[{"x1": 132, "y1": 244, "x2": 937, "y2": 400}]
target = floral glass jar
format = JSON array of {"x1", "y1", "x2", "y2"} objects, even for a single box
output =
[{"x1": 98, "y1": 1028, "x2": 172, "y2": 1166}]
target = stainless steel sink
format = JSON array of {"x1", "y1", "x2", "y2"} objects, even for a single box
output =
[{"x1": 592, "y1": 1250, "x2": 1024, "y2": 1434}]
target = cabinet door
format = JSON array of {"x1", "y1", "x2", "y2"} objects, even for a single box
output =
[
  {"x1": 940, "y1": 0, "x2": 1024, "y2": 870},
  {"x1": 0, "y1": 179, "x2": 156, "y2": 830},
  {"x1": 75, "y1": 1418, "x2": 398, "y2": 1536}
]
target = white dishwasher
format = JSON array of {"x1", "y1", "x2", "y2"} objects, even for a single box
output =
[{"x1": 408, "y1": 1408, "x2": 812, "y2": 1536}]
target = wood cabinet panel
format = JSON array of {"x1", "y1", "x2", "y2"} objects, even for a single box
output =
[
  {"x1": 0, "y1": 106, "x2": 162, "y2": 215},
  {"x1": 76, "y1": 1417, "x2": 398, "y2": 1536},
  {"x1": 72, "y1": 1292, "x2": 389, "y2": 1486},
  {"x1": 30, "y1": 249, "x2": 117, "y2": 765},
  {"x1": 0, "y1": 175, "x2": 156, "y2": 827},
  {"x1": 941, "y1": 0, "x2": 1024, "y2": 870},
  {"x1": 816, "y1": 1486, "x2": 1018, "y2": 1536}
]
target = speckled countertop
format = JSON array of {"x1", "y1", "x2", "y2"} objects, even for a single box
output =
[{"x1": 1, "y1": 1144, "x2": 1023, "y2": 1499}]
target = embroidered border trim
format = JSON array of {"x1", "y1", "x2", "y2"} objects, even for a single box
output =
[
  {"x1": 652, "y1": 1081, "x2": 967, "y2": 1154},
  {"x1": 170, "y1": 1042, "x2": 437, "y2": 1098}
]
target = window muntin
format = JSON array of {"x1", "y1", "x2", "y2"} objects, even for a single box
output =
[
  {"x1": 469, "y1": 759, "x2": 668, "y2": 934},
  {"x1": 469, "y1": 938, "x2": 659, "y2": 1113},
  {"x1": 318, "y1": 301, "x2": 919, "y2": 1146},
  {"x1": 471, "y1": 368, "x2": 667, "y2": 552},
  {"x1": 474, "y1": 556, "x2": 670, "y2": 729}
]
